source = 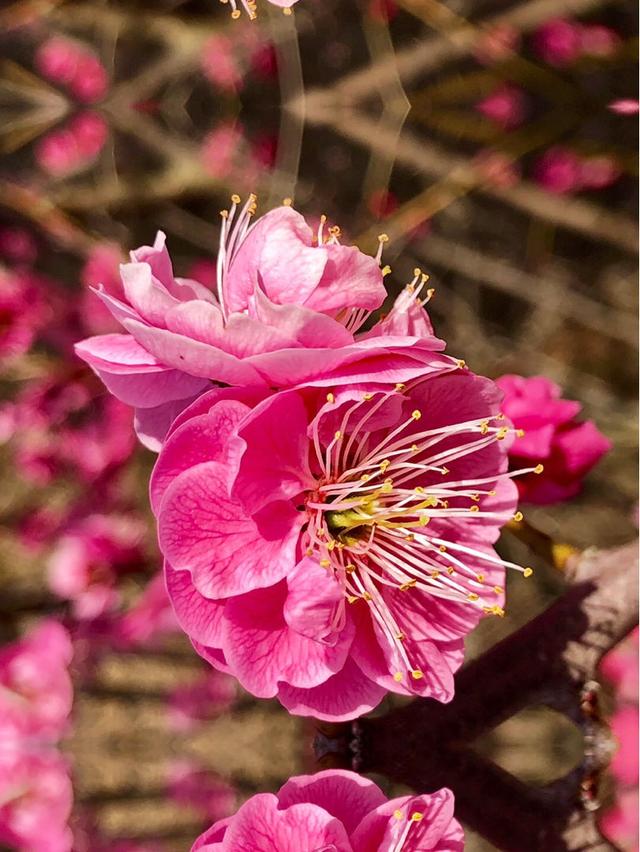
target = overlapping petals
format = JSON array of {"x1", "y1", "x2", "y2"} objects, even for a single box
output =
[
  {"x1": 153, "y1": 366, "x2": 527, "y2": 720},
  {"x1": 75, "y1": 202, "x2": 453, "y2": 449},
  {"x1": 192, "y1": 770, "x2": 463, "y2": 851}
]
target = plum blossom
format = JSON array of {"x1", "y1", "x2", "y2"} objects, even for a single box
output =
[
  {"x1": 153, "y1": 363, "x2": 534, "y2": 720},
  {"x1": 0, "y1": 620, "x2": 73, "y2": 743},
  {"x1": 76, "y1": 199, "x2": 457, "y2": 449},
  {"x1": 166, "y1": 670, "x2": 236, "y2": 732},
  {"x1": 110, "y1": 572, "x2": 179, "y2": 649},
  {"x1": 496, "y1": 374, "x2": 611, "y2": 504},
  {"x1": 167, "y1": 760, "x2": 236, "y2": 821},
  {"x1": 192, "y1": 770, "x2": 463, "y2": 851},
  {"x1": 35, "y1": 36, "x2": 108, "y2": 103},
  {"x1": 46, "y1": 513, "x2": 146, "y2": 620},
  {"x1": 0, "y1": 268, "x2": 46, "y2": 360}
]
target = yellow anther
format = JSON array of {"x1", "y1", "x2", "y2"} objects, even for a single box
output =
[
  {"x1": 334, "y1": 431, "x2": 342, "y2": 440},
  {"x1": 347, "y1": 595, "x2": 358, "y2": 604},
  {"x1": 220, "y1": 209, "x2": 229, "y2": 218},
  {"x1": 469, "y1": 505, "x2": 479, "y2": 513},
  {"x1": 441, "y1": 467, "x2": 450, "y2": 475},
  {"x1": 327, "y1": 540, "x2": 335, "y2": 551},
  {"x1": 363, "y1": 393, "x2": 374, "y2": 401},
  {"x1": 406, "y1": 533, "x2": 415, "y2": 542},
  {"x1": 430, "y1": 571, "x2": 440, "y2": 579},
  {"x1": 320, "y1": 559, "x2": 331, "y2": 568},
  {"x1": 231, "y1": 8, "x2": 241, "y2": 17},
  {"x1": 411, "y1": 444, "x2": 419, "y2": 453},
  {"x1": 395, "y1": 382, "x2": 406, "y2": 391},
  {"x1": 534, "y1": 464, "x2": 544, "y2": 474},
  {"x1": 393, "y1": 672, "x2": 403, "y2": 682},
  {"x1": 411, "y1": 669, "x2": 424, "y2": 680},
  {"x1": 399, "y1": 580, "x2": 417, "y2": 591},
  {"x1": 378, "y1": 233, "x2": 389, "y2": 243},
  {"x1": 494, "y1": 586, "x2": 504, "y2": 595},
  {"x1": 513, "y1": 511, "x2": 524, "y2": 522},
  {"x1": 411, "y1": 410, "x2": 422, "y2": 420},
  {"x1": 394, "y1": 809, "x2": 404, "y2": 820},
  {"x1": 467, "y1": 593, "x2": 479, "y2": 602},
  {"x1": 283, "y1": 5, "x2": 293, "y2": 13},
  {"x1": 457, "y1": 359, "x2": 466, "y2": 369},
  {"x1": 326, "y1": 392, "x2": 335, "y2": 403},
  {"x1": 282, "y1": 197, "x2": 292, "y2": 206},
  {"x1": 496, "y1": 427, "x2": 509, "y2": 440},
  {"x1": 381, "y1": 479, "x2": 393, "y2": 493},
  {"x1": 446, "y1": 566, "x2": 455, "y2": 575},
  {"x1": 523, "y1": 567, "x2": 534, "y2": 578},
  {"x1": 471, "y1": 493, "x2": 480, "y2": 501},
  {"x1": 230, "y1": 193, "x2": 241, "y2": 204},
  {"x1": 492, "y1": 605, "x2": 506, "y2": 617},
  {"x1": 361, "y1": 473, "x2": 370, "y2": 482},
  {"x1": 480, "y1": 421, "x2": 489, "y2": 435},
  {"x1": 305, "y1": 548, "x2": 314, "y2": 557},
  {"x1": 488, "y1": 489, "x2": 496, "y2": 496},
  {"x1": 476, "y1": 573, "x2": 485, "y2": 582},
  {"x1": 516, "y1": 429, "x2": 525, "y2": 438},
  {"x1": 379, "y1": 459, "x2": 391, "y2": 472},
  {"x1": 419, "y1": 515, "x2": 430, "y2": 526},
  {"x1": 363, "y1": 592, "x2": 372, "y2": 601},
  {"x1": 382, "y1": 265, "x2": 392, "y2": 276},
  {"x1": 438, "y1": 545, "x2": 447, "y2": 552},
  {"x1": 345, "y1": 564, "x2": 356, "y2": 573},
  {"x1": 396, "y1": 632, "x2": 406, "y2": 641},
  {"x1": 414, "y1": 486, "x2": 425, "y2": 494},
  {"x1": 411, "y1": 812, "x2": 424, "y2": 822},
  {"x1": 413, "y1": 268, "x2": 421, "y2": 277}
]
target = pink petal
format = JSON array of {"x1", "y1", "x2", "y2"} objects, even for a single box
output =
[
  {"x1": 222, "y1": 582, "x2": 353, "y2": 697},
  {"x1": 283, "y1": 558, "x2": 345, "y2": 643},
  {"x1": 221, "y1": 793, "x2": 352, "y2": 852},
  {"x1": 158, "y1": 460, "x2": 301, "y2": 599},
  {"x1": 277, "y1": 770, "x2": 386, "y2": 838},
  {"x1": 165, "y1": 562, "x2": 227, "y2": 648},
  {"x1": 252, "y1": 289, "x2": 354, "y2": 348},
  {"x1": 134, "y1": 393, "x2": 206, "y2": 452},
  {"x1": 120, "y1": 261, "x2": 179, "y2": 326},
  {"x1": 303, "y1": 242, "x2": 386, "y2": 314},
  {"x1": 277, "y1": 656, "x2": 386, "y2": 721}
]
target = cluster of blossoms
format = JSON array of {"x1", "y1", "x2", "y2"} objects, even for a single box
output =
[
  {"x1": 193, "y1": 771, "x2": 463, "y2": 851},
  {"x1": 0, "y1": 621, "x2": 74, "y2": 851}
]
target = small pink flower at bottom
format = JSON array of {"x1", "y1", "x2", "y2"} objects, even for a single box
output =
[
  {"x1": 192, "y1": 771, "x2": 463, "y2": 851},
  {"x1": 496, "y1": 374, "x2": 611, "y2": 504},
  {"x1": 154, "y1": 369, "x2": 530, "y2": 720}
]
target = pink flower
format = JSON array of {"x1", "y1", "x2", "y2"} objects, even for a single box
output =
[
  {"x1": 475, "y1": 84, "x2": 527, "y2": 130},
  {"x1": 201, "y1": 35, "x2": 243, "y2": 92},
  {"x1": 600, "y1": 626, "x2": 639, "y2": 706},
  {"x1": 0, "y1": 227, "x2": 38, "y2": 265},
  {"x1": 35, "y1": 37, "x2": 108, "y2": 103},
  {"x1": 154, "y1": 367, "x2": 526, "y2": 720},
  {"x1": 531, "y1": 19, "x2": 582, "y2": 66},
  {"x1": 532, "y1": 146, "x2": 583, "y2": 194},
  {"x1": 0, "y1": 620, "x2": 73, "y2": 743},
  {"x1": 578, "y1": 155, "x2": 621, "y2": 190},
  {"x1": 0, "y1": 748, "x2": 73, "y2": 852},
  {"x1": 601, "y1": 789, "x2": 639, "y2": 852},
  {"x1": 80, "y1": 243, "x2": 124, "y2": 335},
  {"x1": 4, "y1": 369, "x2": 135, "y2": 485},
  {"x1": 473, "y1": 24, "x2": 520, "y2": 64},
  {"x1": 36, "y1": 112, "x2": 108, "y2": 177},
  {"x1": 496, "y1": 374, "x2": 611, "y2": 504},
  {"x1": 192, "y1": 770, "x2": 463, "y2": 851},
  {"x1": 579, "y1": 25, "x2": 621, "y2": 58},
  {"x1": 47, "y1": 513, "x2": 146, "y2": 620},
  {"x1": 0, "y1": 268, "x2": 46, "y2": 360},
  {"x1": 609, "y1": 99, "x2": 640, "y2": 115},
  {"x1": 75, "y1": 200, "x2": 455, "y2": 450}
]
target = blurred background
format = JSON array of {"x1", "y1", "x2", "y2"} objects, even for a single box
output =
[{"x1": 0, "y1": 0, "x2": 637, "y2": 849}]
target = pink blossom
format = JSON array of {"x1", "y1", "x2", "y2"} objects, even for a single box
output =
[
  {"x1": 600, "y1": 626, "x2": 639, "y2": 705},
  {"x1": 0, "y1": 227, "x2": 38, "y2": 265},
  {"x1": 475, "y1": 84, "x2": 527, "y2": 130},
  {"x1": 36, "y1": 112, "x2": 108, "y2": 177},
  {"x1": 0, "y1": 268, "x2": 46, "y2": 359},
  {"x1": 531, "y1": 19, "x2": 582, "y2": 66},
  {"x1": 153, "y1": 365, "x2": 528, "y2": 720},
  {"x1": 192, "y1": 770, "x2": 463, "y2": 851},
  {"x1": 601, "y1": 789, "x2": 639, "y2": 852},
  {"x1": 35, "y1": 37, "x2": 108, "y2": 103},
  {"x1": 578, "y1": 155, "x2": 621, "y2": 190},
  {"x1": 609, "y1": 99, "x2": 640, "y2": 115},
  {"x1": 47, "y1": 513, "x2": 146, "y2": 620},
  {"x1": 167, "y1": 760, "x2": 236, "y2": 821},
  {"x1": 532, "y1": 146, "x2": 583, "y2": 194},
  {"x1": 0, "y1": 748, "x2": 73, "y2": 852},
  {"x1": 75, "y1": 200, "x2": 457, "y2": 450},
  {"x1": 579, "y1": 25, "x2": 621, "y2": 58},
  {"x1": 201, "y1": 35, "x2": 243, "y2": 92},
  {"x1": 166, "y1": 671, "x2": 235, "y2": 732},
  {"x1": 496, "y1": 374, "x2": 611, "y2": 504},
  {"x1": 473, "y1": 149, "x2": 521, "y2": 188},
  {"x1": 473, "y1": 24, "x2": 520, "y2": 64},
  {"x1": 0, "y1": 620, "x2": 73, "y2": 743}
]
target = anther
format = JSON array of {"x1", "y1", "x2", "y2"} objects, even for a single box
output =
[
  {"x1": 411, "y1": 670, "x2": 424, "y2": 680},
  {"x1": 411, "y1": 812, "x2": 424, "y2": 822},
  {"x1": 476, "y1": 573, "x2": 485, "y2": 582},
  {"x1": 326, "y1": 392, "x2": 335, "y2": 403},
  {"x1": 382, "y1": 265, "x2": 392, "y2": 276},
  {"x1": 496, "y1": 427, "x2": 509, "y2": 440},
  {"x1": 457, "y1": 359, "x2": 466, "y2": 368},
  {"x1": 394, "y1": 809, "x2": 403, "y2": 820},
  {"x1": 395, "y1": 383, "x2": 406, "y2": 391},
  {"x1": 467, "y1": 593, "x2": 479, "y2": 602},
  {"x1": 513, "y1": 511, "x2": 523, "y2": 522},
  {"x1": 438, "y1": 545, "x2": 447, "y2": 552},
  {"x1": 523, "y1": 567, "x2": 533, "y2": 578},
  {"x1": 534, "y1": 464, "x2": 544, "y2": 474},
  {"x1": 393, "y1": 672, "x2": 403, "y2": 682},
  {"x1": 320, "y1": 559, "x2": 331, "y2": 568},
  {"x1": 334, "y1": 431, "x2": 342, "y2": 440},
  {"x1": 411, "y1": 410, "x2": 422, "y2": 420},
  {"x1": 494, "y1": 585, "x2": 503, "y2": 595},
  {"x1": 230, "y1": 194, "x2": 241, "y2": 204},
  {"x1": 469, "y1": 505, "x2": 479, "y2": 513},
  {"x1": 282, "y1": 197, "x2": 292, "y2": 206}
]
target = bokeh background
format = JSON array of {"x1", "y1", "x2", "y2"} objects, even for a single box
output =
[{"x1": 0, "y1": 0, "x2": 637, "y2": 849}]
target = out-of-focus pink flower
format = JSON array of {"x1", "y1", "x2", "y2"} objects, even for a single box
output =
[
  {"x1": 496, "y1": 374, "x2": 611, "y2": 504},
  {"x1": 201, "y1": 35, "x2": 243, "y2": 92},
  {"x1": 532, "y1": 146, "x2": 583, "y2": 194},
  {"x1": 0, "y1": 620, "x2": 73, "y2": 742},
  {"x1": 0, "y1": 227, "x2": 38, "y2": 265},
  {"x1": 601, "y1": 789, "x2": 639, "y2": 852},
  {"x1": 75, "y1": 201, "x2": 459, "y2": 450},
  {"x1": 609, "y1": 99, "x2": 640, "y2": 115},
  {"x1": 474, "y1": 149, "x2": 521, "y2": 188},
  {"x1": 367, "y1": 0, "x2": 398, "y2": 24},
  {"x1": 36, "y1": 112, "x2": 108, "y2": 177},
  {"x1": 609, "y1": 706, "x2": 639, "y2": 787},
  {"x1": 80, "y1": 242, "x2": 124, "y2": 335},
  {"x1": 35, "y1": 36, "x2": 108, "y2": 103},
  {"x1": 166, "y1": 671, "x2": 236, "y2": 732},
  {"x1": 167, "y1": 761, "x2": 236, "y2": 822},
  {"x1": 192, "y1": 771, "x2": 463, "y2": 851},
  {"x1": 0, "y1": 748, "x2": 73, "y2": 852},
  {"x1": 0, "y1": 268, "x2": 46, "y2": 360},
  {"x1": 110, "y1": 572, "x2": 178, "y2": 649},
  {"x1": 47, "y1": 513, "x2": 146, "y2": 620},
  {"x1": 153, "y1": 364, "x2": 525, "y2": 720},
  {"x1": 4, "y1": 369, "x2": 135, "y2": 485},
  {"x1": 476, "y1": 84, "x2": 527, "y2": 130},
  {"x1": 200, "y1": 123, "x2": 262, "y2": 189},
  {"x1": 579, "y1": 25, "x2": 621, "y2": 58},
  {"x1": 531, "y1": 19, "x2": 582, "y2": 66},
  {"x1": 578, "y1": 155, "x2": 622, "y2": 189},
  {"x1": 474, "y1": 24, "x2": 520, "y2": 64},
  {"x1": 601, "y1": 626, "x2": 639, "y2": 705}
]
